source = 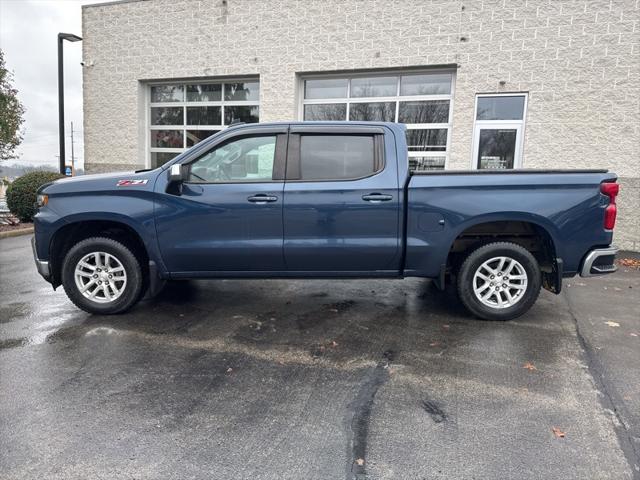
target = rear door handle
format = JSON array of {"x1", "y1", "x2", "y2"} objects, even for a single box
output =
[
  {"x1": 362, "y1": 193, "x2": 393, "y2": 203},
  {"x1": 247, "y1": 194, "x2": 278, "y2": 203}
]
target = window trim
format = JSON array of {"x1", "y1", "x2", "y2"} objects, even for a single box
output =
[
  {"x1": 285, "y1": 132, "x2": 385, "y2": 183},
  {"x1": 471, "y1": 92, "x2": 528, "y2": 170},
  {"x1": 146, "y1": 77, "x2": 260, "y2": 168},
  {"x1": 182, "y1": 130, "x2": 288, "y2": 185},
  {"x1": 297, "y1": 69, "x2": 455, "y2": 170}
]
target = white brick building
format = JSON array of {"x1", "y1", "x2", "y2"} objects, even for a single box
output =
[{"x1": 82, "y1": 0, "x2": 639, "y2": 250}]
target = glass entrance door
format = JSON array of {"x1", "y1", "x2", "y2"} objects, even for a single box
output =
[
  {"x1": 472, "y1": 94, "x2": 527, "y2": 170},
  {"x1": 473, "y1": 125, "x2": 522, "y2": 169}
]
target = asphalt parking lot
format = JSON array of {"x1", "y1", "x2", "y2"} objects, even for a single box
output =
[{"x1": 1, "y1": 235, "x2": 639, "y2": 480}]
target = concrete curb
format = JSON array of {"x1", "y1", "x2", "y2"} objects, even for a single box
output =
[{"x1": 0, "y1": 227, "x2": 34, "y2": 239}]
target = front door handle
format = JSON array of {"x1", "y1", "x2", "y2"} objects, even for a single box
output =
[
  {"x1": 247, "y1": 194, "x2": 278, "y2": 203},
  {"x1": 362, "y1": 193, "x2": 393, "y2": 203}
]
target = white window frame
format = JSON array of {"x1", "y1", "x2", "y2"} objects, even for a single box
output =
[
  {"x1": 471, "y1": 93, "x2": 528, "y2": 170},
  {"x1": 297, "y1": 69, "x2": 456, "y2": 170},
  {"x1": 146, "y1": 78, "x2": 260, "y2": 168}
]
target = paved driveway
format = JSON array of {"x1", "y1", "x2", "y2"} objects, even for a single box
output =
[{"x1": 1, "y1": 235, "x2": 638, "y2": 479}]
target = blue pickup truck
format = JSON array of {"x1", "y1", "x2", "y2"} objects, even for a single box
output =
[{"x1": 32, "y1": 121, "x2": 619, "y2": 320}]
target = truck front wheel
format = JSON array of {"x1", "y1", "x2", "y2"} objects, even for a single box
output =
[
  {"x1": 61, "y1": 237, "x2": 143, "y2": 314},
  {"x1": 457, "y1": 242, "x2": 541, "y2": 321}
]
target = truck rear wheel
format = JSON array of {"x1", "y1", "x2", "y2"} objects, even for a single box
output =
[
  {"x1": 457, "y1": 242, "x2": 541, "y2": 321},
  {"x1": 61, "y1": 237, "x2": 143, "y2": 314}
]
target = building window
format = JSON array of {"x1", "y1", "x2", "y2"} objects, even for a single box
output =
[
  {"x1": 472, "y1": 94, "x2": 527, "y2": 170},
  {"x1": 148, "y1": 80, "x2": 260, "y2": 168},
  {"x1": 299, "y1": 71, "x2": 454, "y2": 171}
]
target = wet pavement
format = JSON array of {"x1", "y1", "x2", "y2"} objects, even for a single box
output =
[{"x1": 1, "y1": 234, "x2": 639, "y2": 480}]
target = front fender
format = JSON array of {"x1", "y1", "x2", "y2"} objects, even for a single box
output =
[{"x1": 34, "y1": 192, "x2": 167, "y2": 276}]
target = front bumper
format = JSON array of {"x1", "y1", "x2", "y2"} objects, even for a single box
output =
[
  {"x1": 580, "y1": 246, "x2": 618, "y2": 277},
  {"x1": 31, "y1": 236, "x2": 51, "y2": 281}
]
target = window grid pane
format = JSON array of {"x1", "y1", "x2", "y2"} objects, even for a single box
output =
[
  {"x1": 398, "y1": 100, "x2": 450, "y2": 124},
  {"x1": 350, "y1": 76, "x2": 398, "y2": 98},
  {"x1": 151, "y1": 107, "x2": 183, "y2": 126},
  {"x1": 349, "y1": 102, "x2": 395, "y2": 122},
  {"x1": 224, "y1": 82, "x2": 260, "y2": 101},
  {"x1": 303, "y1": 104, "x2": 347, "y2": 121},
  {"x1": 151, "y1": 85, "x2": 183, "y2": 102},
  {"x1": 187, "y1": 106, "x2": 222, "y2": 126},
  {"x1": 151, "y1": 130, "x2": 184, "y2": 148},
  {"x1": 186, "y1": 84, "x2": 222, "y2": 102},
  {"x1": 304, "y1": 78, "x2": 348, "y2": 99},
  {"x1": 400, "y1": 73, "x2": 452, "y2": 96}
]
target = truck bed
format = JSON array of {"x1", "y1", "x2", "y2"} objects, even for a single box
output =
[{"x1": 404, "y1": 170, "x2": 616, "y2": 278}]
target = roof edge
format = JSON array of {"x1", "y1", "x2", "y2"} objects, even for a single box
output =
[{"x1": 82, "y1": 0, "x2": 148, "y2": 9}]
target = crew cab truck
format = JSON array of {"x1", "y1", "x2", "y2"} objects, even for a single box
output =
[{"x1": 32, "y1": 122, "x2": 619, "y2": 321}]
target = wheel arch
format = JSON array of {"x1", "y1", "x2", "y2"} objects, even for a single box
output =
[
  {"x1": 444, "y1": 214, "x2": 562, "y2": 293},
  {"x1": 49, "y1": 217, "x2": 151, "y2": 289}
]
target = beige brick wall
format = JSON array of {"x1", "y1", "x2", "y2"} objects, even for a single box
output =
[{"x1": 82, "y1": 0, "x2": 639, "y2": 250}]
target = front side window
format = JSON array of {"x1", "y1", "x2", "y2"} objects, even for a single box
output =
[
  {"x1": 300, "y1": 71, "x2": 454, "y2": 171},
  {"x1": 188, "y1": 135, "x2": 276, "y2": 183},
  {"x1": 299, "y1": 135, "x2": 376, "y2": 181},
  {"x1": 148, "y1": 80, "x2": 260, "y2": 168}
]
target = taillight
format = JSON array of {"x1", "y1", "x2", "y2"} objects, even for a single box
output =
[{"x1": 601, "y1": 181, "x2": 619, "y2": 230}]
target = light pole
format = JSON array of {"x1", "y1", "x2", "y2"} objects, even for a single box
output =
[{"x1": 58, "y1": 32, "x2": 82, "y2": 175}]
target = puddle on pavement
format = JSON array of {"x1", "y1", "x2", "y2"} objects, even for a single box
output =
[
  {"x1": 26, "y1": 312, "x2": 76, "y2": 345},
  {"x1": 0, "y1": 300, "x2": 82, "y2": 349}
]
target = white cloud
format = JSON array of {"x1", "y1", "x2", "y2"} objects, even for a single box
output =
[{"x1": 0, "y1": 0, "x2": 104, "y2": 171}]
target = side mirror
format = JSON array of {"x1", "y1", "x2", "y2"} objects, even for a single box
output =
[{"x1": 168, "y1": 164, "x2": 186, "y2": 183}]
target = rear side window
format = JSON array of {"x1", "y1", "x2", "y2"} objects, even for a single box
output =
[{"x1": 298, "y1": 135, "x2": 378, "y2": 181}]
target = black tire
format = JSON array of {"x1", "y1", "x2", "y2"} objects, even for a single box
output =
[
  {"x1": 457, "y1": 242, "x2": 541, "y2": 321},
  {"x1": 61, "y1": 237, "x2": 143, "y2": 314}
]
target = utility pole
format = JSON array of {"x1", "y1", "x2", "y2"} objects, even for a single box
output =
[{"x1": 70, "y1": 121, "x2": 75, "y2": 176}]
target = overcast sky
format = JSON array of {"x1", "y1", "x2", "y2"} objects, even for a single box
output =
[{"x1": 0, "y1": 0, "x2": 106, "y2": 170}]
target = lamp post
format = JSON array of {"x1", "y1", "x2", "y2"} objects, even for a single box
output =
[{"x1": 58, "y1": 32, "x2": 82, "y2": 175}]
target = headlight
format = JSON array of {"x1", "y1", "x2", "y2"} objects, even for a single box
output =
[{"x1": 36, "y1": 194, "x2": 49, "y2": 208}]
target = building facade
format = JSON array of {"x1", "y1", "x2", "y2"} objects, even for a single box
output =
[{"x1": 82, "y1": 0, "x2": 639, "y2": 250}]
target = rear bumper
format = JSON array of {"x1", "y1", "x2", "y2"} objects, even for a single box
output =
[
  {"x1": 580, "y1": 246, "x2": 618, "y2": 277},
  {"x1": 31, "y1": 236, "x2": 51, "y2": 281}
]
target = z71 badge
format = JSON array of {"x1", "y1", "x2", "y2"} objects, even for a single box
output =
[{"x1": 117, "y1": 179, "x2": 148, "y2": 186}]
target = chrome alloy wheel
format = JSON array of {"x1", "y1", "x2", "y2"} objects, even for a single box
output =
[
  {"x1": 472, "y1": 256, "x2": 528, "y2": 309},
  {"x1": 74, "y1": 251, "x2": 127, "y2": 303}
]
